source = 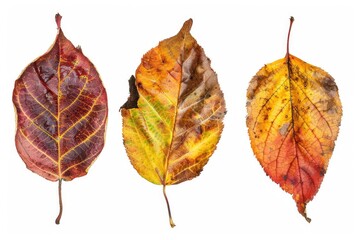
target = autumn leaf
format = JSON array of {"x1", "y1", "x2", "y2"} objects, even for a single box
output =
[
  {"x1": 246, "y1": 17, "x2": 342, "y2": 222},
  {"x1": 121, "y1": 19, "x2": 226, "y2": 227},
  {"x1": 12, "y1": 13, "x2": 108, "y2": 224}
]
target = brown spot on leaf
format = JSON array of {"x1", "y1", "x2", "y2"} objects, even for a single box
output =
[
  {"x1": 290, "y1": 178, "x2": 298, "y2": 185},
  {"x1": 325, "y1": 99, "x2": 338, "y2": 114},
  {"x1": 158, "y1": 122, "x2": 166, "y2": 131},
  {"x1": 303, "y1": 81, "x2": 308, "y2": 88},
  {"x1": 279, "y1": 122, "x2": 290, "y2": 136},
  {"x1": 322, "y1": 77, "x2": 338, "y2": 92},
  {"x1": 195, "y1": 125, "x2": 203, "y2": 135},
  {"x1": 319, "y1": 167, "x2": 326, "y2": 176}
]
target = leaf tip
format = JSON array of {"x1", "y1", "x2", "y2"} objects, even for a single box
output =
[
  {"x1": 298, "y1": 203, "x2": 311, "y2": 223},
  {"x1": 76, "y1": 45, "x2": 83, "y2": 53},
  {"x1": 55, "y1": 13, "x2": 62, "y2": 29},
  {"x1": 180, "y1": 18, "x2": 193, "y2": 34},
  {"x1": 120, "y1": 75, "x2": 139, "y2": 110},
  {"x1": 302, "y1": 212, "x2": 312, "y2": 223}
]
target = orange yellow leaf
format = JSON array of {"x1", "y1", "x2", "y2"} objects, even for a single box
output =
[
  {"x1": 246, "y1": 17, "x2": 342, "y2": 222},
  {"x1": 121, "y1": 19, "x2": 226, "y2": 227}
]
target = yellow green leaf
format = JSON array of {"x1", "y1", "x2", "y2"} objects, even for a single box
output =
[{"x1": 121, "y1": 19, "x2": 226, "y2": 227}]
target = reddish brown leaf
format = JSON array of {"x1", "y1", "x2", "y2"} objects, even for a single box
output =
[{"x1": 12, "y1": 13, "x2": 108, "y2": 224}]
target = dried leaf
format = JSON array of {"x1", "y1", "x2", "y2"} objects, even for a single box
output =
[
  {"x1": 121, "y1": 19, "x2": 226, "y2": 227},
  {"x1": 246, "y1": 17, "x2": 342, "y2": 222},
  {"x1": 12, "y1": 13, "x2": 108, "y2": 224}
]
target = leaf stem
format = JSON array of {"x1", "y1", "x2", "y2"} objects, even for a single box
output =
[
  {"x1": 55, "y1": 179, "x2": 63, "y2": 224},
  {"x1": 55, "y1": 13, "x2": 62, "y2": 30},
  {"x1": 286, "y1": 16, "x2": 295, "y2": 60},
  {"x1": 162, "y1": 185, "x2": 176, "y2": 228}
]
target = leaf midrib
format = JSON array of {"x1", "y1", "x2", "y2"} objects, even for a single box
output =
[
  {"x1": 56, "y1": 34, "x2": 62, "y2": 180},
  {"x1": 162, "y1": 39, "x2": 187, "y2": 186},
  {"x1": 287, "y1": 56, "x2": 306, "y2": 204}
]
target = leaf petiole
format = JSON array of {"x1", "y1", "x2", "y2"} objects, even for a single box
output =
[
  {"x1": 156, "y1": 168, "x2": 176, "y2": 228},
  {"x1": 286, "y1": 16, "x2": 295, "y2": 60},
  {"x1": 55, "y1": 179, "x2": 63, "y2": 224},
  {"x1": 162, "y1": 185, "x2": 176, "y2": 228}
]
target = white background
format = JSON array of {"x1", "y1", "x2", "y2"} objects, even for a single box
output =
[{"x1": 0, "y1": 0, "x2": 358, "y2": 239}]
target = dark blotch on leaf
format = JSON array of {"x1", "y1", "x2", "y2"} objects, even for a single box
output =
[
  {"x1": 320, "y1": 167, "x2": 326, "y2": 176},
  {"x1": 322, "y1": 77, "x2": 338, "y2": 92},
  {"x1": 120, "y1": 75, "x2": 140, "y2": 110}
]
